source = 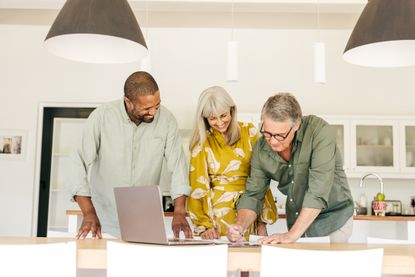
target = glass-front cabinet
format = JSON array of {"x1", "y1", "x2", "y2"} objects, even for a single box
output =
[
  {"x1": 400, "y1": 121, "x2": 415, "y2": 172},
  {"x1": 323, "y1": 117, "x2": 350, "y2": 172},
  {"x1": 351, "y1": 120, "x2": 399, "y2": 172},
  {"x1": 321, "y1": 116, "x2": 401, "y2": 177}
]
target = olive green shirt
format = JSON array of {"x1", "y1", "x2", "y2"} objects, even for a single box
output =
[{"x1": 238, "y1": 115, "x2": 354, "y2": 237}]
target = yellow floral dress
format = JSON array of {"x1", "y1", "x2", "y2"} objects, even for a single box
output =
[{"x1": 187, "y1": 122, "x2": 277, "y2": 237}]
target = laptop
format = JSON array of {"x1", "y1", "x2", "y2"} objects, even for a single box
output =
[{"x1": 114, "y1": 186, "x2": 214, "y2": 245}]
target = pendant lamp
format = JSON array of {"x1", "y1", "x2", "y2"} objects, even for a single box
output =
[
  {"x1": 44, "y1": 0, "x2": 148, "y2": 64},
  {"x1": 343, "y1": 0, "x2": 415, "y2": 67},
  {"x1": 140, "y1": 0, "x2": 152, "y2": 72}
]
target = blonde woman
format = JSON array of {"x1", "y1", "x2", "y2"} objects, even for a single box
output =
[{"x1": 187, "y1": 86, "x2": 277, "y2": 240}]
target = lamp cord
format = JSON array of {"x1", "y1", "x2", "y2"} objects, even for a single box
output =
[
  {"x1": 145, "y1": 0, "x2": 149, "y2": 39},
  {"x1": 231, "y1": 0, "x2": 235, "y2": 40},
  {"x1": 317, "y1": 0, "x2": 321, "y2": 41}
]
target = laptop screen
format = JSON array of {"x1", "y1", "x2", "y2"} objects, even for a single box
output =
[{"x1": 114, "y1": 186, "x2": 169, "y2": 244}]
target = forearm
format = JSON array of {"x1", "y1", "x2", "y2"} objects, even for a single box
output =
[
  {"x1": 287, "y1": 207, "x2": 321, "y2": 239},
  {"x1": 172, "y1": 195, "x2": 193, "y2": 238},
  {"x1": 75, "y1": 195, "x2": 97, "y2": 216},
  {"x1": 75, "y1": 195, "x2": 102, "y2": 239},
  {"x1": 235, "y1": 208, "x2": 258, "y2": 230},
  {"x1": 173, "y1": 195, "x2": 187, "y2": 215}
]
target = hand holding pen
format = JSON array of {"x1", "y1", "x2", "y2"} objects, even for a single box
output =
[{"x1": 221, "y1": 219, "x2": 245, "y2": 242}]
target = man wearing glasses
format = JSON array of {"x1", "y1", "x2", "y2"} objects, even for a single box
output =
[{"x1": 227, "y1": 93, "x2": 354, "y2": 243}]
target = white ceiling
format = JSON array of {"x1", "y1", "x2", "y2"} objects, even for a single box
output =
[{"x1": 0, "y1": 0, "x2": 366, "y2": 14}]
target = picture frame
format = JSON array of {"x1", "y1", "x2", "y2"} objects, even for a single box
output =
[{"x1": 0, "y1": 129, "x2": 28, "y2": 160}]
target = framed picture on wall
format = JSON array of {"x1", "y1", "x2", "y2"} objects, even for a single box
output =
[{"x1": 0, "y1": 129, "x2": 27, "y2": 160}]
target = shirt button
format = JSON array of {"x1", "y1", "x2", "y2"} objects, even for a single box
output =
[
  {"x1": 288, "y1": 164, "x2": 292, "y2": 168},
  {"x1": 290, "y1": 198, "x2": 293, "y2": 202},
  {"x1": 295, "y1": 212, "x2": 299, "y2": 216},
  {"x1": 291, "y1": 180, "x2": 294, "y2": 184}
]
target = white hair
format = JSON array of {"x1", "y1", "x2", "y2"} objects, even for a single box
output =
[{"x1": 190, "y1": 86, "x2": 240, "y2": 150}]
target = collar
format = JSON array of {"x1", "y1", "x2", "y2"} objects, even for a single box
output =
[
  {"x1": 119, "y1": 98, "x2": 132, "y2": 123},
  {"x1": 210, "y1": 128, "x2": 227, "y2": 146}
]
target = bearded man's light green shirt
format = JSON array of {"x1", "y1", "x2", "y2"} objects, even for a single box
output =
[
  {"x1": 69, "y1": 99, "x2": 190, "y2": 237},
  {"x1": 238, "y1": 115, "x2": 354, "y2": 237}
]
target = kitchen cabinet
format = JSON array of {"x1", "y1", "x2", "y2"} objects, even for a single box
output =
[
  {"x1": 321, "y1": 117, "x2": 350, "y2": 171},
  {"x1": 400, "y1": 121, "x2": 415, "y2": 173},
  {"x1": 351, "y1": 119, "x2": 399, "y2": 173},
  {"x1": 321, "y1": 116, "x2": 415, "y2": 178}
]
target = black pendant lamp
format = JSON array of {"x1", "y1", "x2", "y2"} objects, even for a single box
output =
[
  {"x1": 343, "y1": 0, "x2": 415, "y2": 67},
  {"x1": 44, "y1": 0, "x2": 147, "y2": 64}
]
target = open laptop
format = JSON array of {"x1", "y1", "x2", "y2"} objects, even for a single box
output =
[{"x1": 114, "y1": 186, "x2": 214, "y2": 245}]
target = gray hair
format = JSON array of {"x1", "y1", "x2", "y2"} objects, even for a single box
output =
[
  {"x1": 190, "y1": 86, "x2": 240, "y2": 150},
  {"x1": 261, "y1": 93, "x2": 302, "y2": 125}
]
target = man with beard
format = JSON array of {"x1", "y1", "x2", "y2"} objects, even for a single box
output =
[{"x1": 69, "y1": 71, "x2": 192, "y2": 239}]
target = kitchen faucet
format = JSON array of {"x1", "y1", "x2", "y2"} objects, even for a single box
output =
[{"x1": 359, "y1": 172, "x2": 384, "y2": 193}]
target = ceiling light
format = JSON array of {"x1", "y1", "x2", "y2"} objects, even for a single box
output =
[{"x1": 44, "y1": 0, "x2": 147, "y2": 64}]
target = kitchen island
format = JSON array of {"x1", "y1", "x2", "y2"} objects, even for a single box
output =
[{"x1": 0, "y1": 237, "x2": 414, "y2": 275}]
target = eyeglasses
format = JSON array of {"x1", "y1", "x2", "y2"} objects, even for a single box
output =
[
  {"x1": 206, "y1": 112, "x2": 231, "y2": 124},
  {"x1": 260, "y1": 124, "x2": 293, "y2": 142}
]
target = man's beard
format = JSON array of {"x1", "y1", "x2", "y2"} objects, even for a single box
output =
[{"x1": 137, "y1": 114, "x2": 154, "y2": 123}]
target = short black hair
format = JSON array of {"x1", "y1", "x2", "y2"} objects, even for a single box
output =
[{"x1": 124, "y1": 71, "x2": 159, "y2": 100}]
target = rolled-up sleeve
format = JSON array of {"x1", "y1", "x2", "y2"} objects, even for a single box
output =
[
  {"x1": 237, "y1": 141, "x2": 271, "y2": 215},
  {"x1": 164, "y1": 116, "x2": 191, "y2": 200},
  {"x1": 302, "y1": 124, "x2": 336, "y2": 209}
]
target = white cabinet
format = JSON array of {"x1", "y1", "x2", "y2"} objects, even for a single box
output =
[
  {"x1": 322, "y1": 115, "x2": 415, "y2": 178},
  {"x1": 399, "y1": 121, "x2": 415, "y2": 173},
  {"x1": 351, "y1": 119, "x2": 399, "y2": 173},
  {"x1": 322, "y1": 117, "x2": 351, "y2": 172}
]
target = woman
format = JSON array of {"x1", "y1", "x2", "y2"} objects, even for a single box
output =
[{"x1": 187, "y1": 86, "x2": 277, "y2": 240}]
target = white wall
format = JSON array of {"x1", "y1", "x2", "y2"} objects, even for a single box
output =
[{"x1": 0, "y1": 22, "x2": 414, "y2": 236}]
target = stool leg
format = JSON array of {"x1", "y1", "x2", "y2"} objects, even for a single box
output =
[{"x1": 68, "y1": 214, "x2": 78, "y2": 233}]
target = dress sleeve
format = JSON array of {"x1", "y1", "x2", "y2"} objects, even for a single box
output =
[
  {"x1": 187, "y1": 144, "x2": 215, "y2": 235},
  {"x1": 259, "y1": 190, "x2": 278, "y2": 224}
]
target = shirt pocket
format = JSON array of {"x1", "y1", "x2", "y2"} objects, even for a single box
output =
[{"x1": 141, "y1": 137, "x2": 165, "y2": 159}]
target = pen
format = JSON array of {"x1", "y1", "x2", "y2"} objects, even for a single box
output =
[{"x1": 220, "y1": 219, "x2": 244, "y2": 237}]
